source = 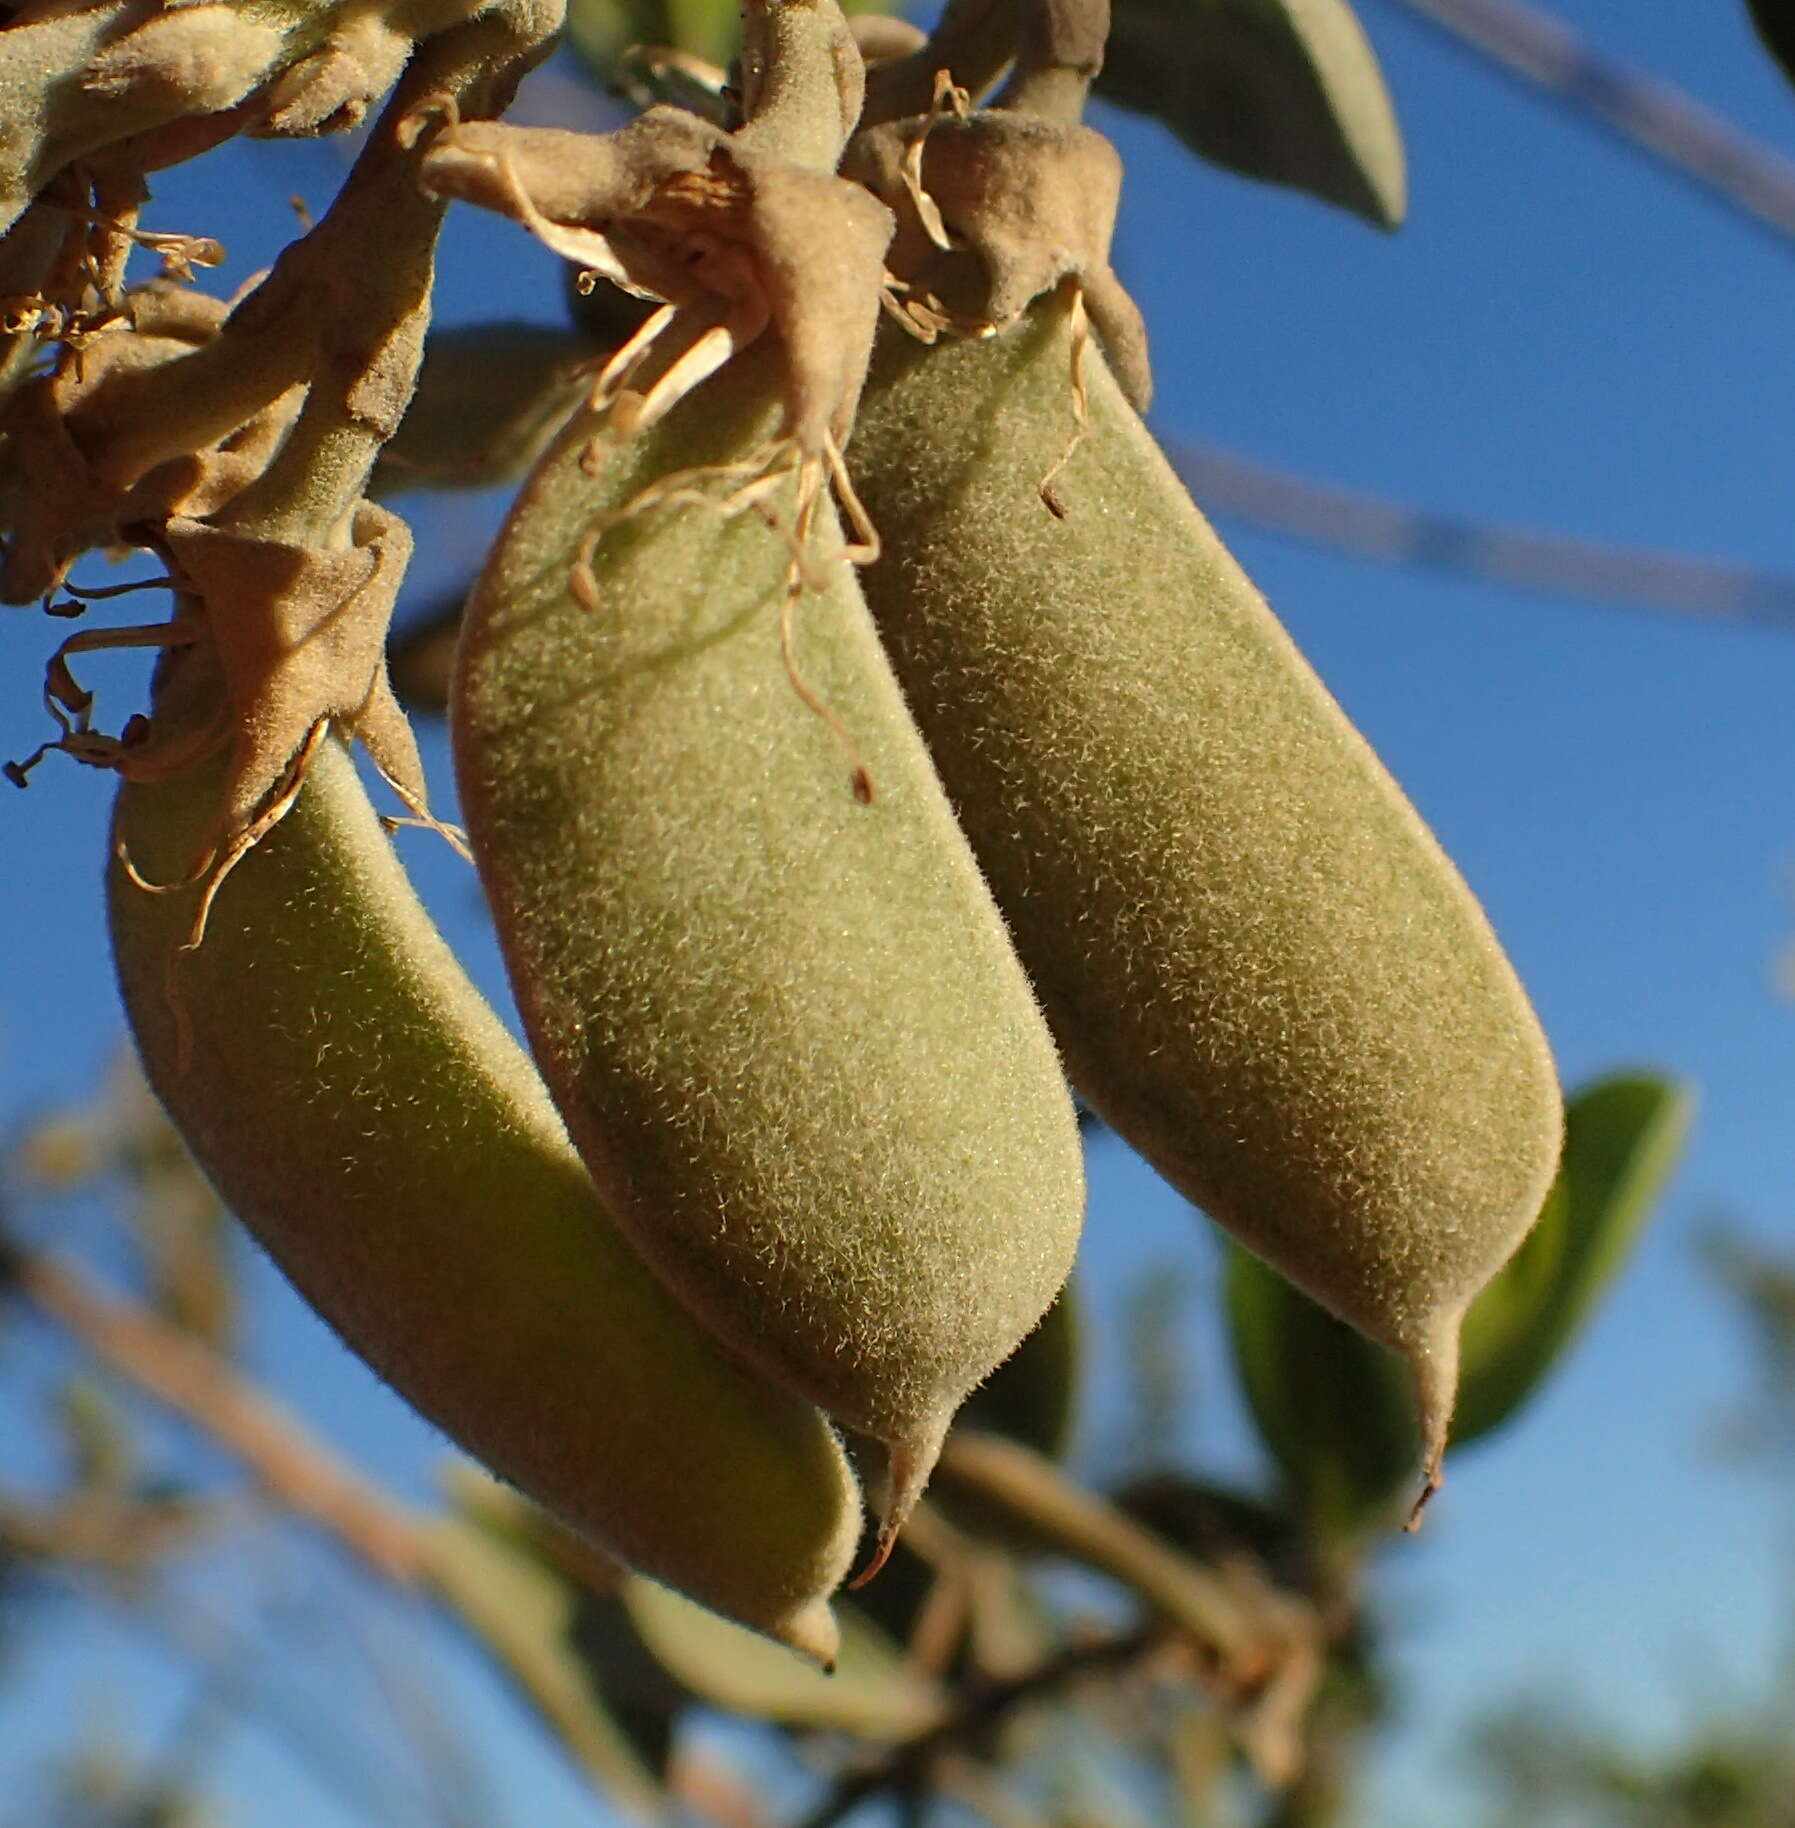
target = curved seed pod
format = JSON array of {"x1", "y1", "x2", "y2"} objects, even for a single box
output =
[
  {"x1": 848, "y1": 292, "x2": 1561, "y2": 1517},
  {"x1": 109, "y1": 647, "x2": 863, "y2": 1662},
  {"x1": 452, "y1": 334, "x2": 1085, "y2": 1554}
]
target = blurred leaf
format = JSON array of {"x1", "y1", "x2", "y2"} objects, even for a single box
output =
[
  {"x1": 134, "y1": 1184, "x2": 235, "y2": 1354},
  {"x1": 388, "y1": 593, "x2": 466, "y2": 717},
  {"x1": 1224, "y1": 1073, "x2": 1690, "y2": 1526},
  {"x1": 1704, "y1": 1230, "x2": 1795, "y2": 1452},
  {"x1": 962, "y1": 1550, "x2": 1054, "y2": 1679},
  {"x1": 959, "y1": 1280, "x2": 1081, "y2": 1460},
  {"x1": 566, "y1": 0, "x2": 742, "y2": 80},
  {"x1": 440, "y1": 1467, "x2": 692, "y2": 1779},
  {"x1": 1455, "y1": 1073, "x2": 1692, "y2": 1446},
  {"x1": 610, "y1": 43, "x2": 736, "y2": 120},
  {"x1": 374, "y1": 324, "x2": 591, "y2": 498},
  {"x1": 621, "y1": 1576, "x2": 946, "y2": 1737},
  {"x1": 1748, "y1": 0, "x2": 1795, "y2": 94},
  {"x1": 1223, "y1": 1243, "x2": 1419, "y2": 1535},
  {"x1": 565, "y1": 0, "x2": 891, "y2": 86},
  {"x1": 1096, "y1": 0, "x2": 1406, "y2": 227},
  {"x1": 421, "y1": 1513, "x2": 665, "y2": 1819},
  {"x1": 80, "y1": 1062, "x2": 237, "y2": 1350},
  {"x1": 933, "y1": 1433, "x2": 1269, "y2": 1660},
  {"x1": 1168, "y1": 1706, "x2": 1233, "y2": 1828},
  {"x1": 1115, "y1": 1472, "x2": 1299, "y2": 1580}
]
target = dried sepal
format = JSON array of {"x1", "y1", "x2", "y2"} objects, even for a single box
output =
[
  {"x1": 419, "y1": 5, "x2": 892, "y2": 510},
  {"x1": 845, "y1": 104, "x2": 1151, "y2": 408},
  {"x1": 5, "y1": 606, "x2": 208, "y2": 792},
  {"x1": 845, "y1": 0, "x2": 1151, "y2": 407},
  {"x1": 0, "y1": 192, "x2": 74, "y2": 409},
  {"x1": 4, "y1": 0, "x2": 556, "y2": 571},
  {"x1": 0, "y1": 292, "x2": 304, "y2": 601},
  {"x1": 10, "y1": 4, "x2": 558, "y2": 924},
  {"x1": 36, "y1": 506, "x2": 442, "y2": 963},
  {"x1": 162, "y1": 504, "x2": 432, "y2": 851},
  {"x1": 421, "y1": 0, "x2": 890, "y2": 787}
]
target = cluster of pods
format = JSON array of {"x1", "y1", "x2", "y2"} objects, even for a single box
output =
[{"x1": 1, "y1": 0, "x2": 1561, "y2": 1663}]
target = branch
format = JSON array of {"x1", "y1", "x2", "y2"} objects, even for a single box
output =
[
  {"x1": 792, "y1": 1627, "x2": 1159, "y2": 1828},
  {"x1": 4, "y1": 1246, "x2": 430, "y2": 1583},
  {"x1": 1379, "y1": 0, "x2": 1795, "y2": 251},
  {"x1": 76, "y1": 1576, "x2": 441, "y2": 1828},
  {"x1": 934, "y1": 1432, "x2": 1302, "y2": 1676},
  {"x1": 1167, "y1": 437, "x2": 1795, "y2": 634}
]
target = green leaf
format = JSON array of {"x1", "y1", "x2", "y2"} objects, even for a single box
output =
[
  {"x1": 565, "y1": 0, "x2": 896, "y2": 86},
  {"x1": 566, "y1": 0, "x2": 740, "y2": 80},
  {"x1": 1223, "y1": 1073, "x2": 1692, "y2": 1526},
  {"x1": 1747, "y1": 0, "x2": 1795, "y2": 95},
  {"x1": 1454, "y1": 1073, "x2": 1692, "y2": 1445},
  {"x1": 958, "y1": 1279, "x2": 1081, "y2": 1459},
  {"x1": 621, "y1": 1576, "x2": 945, "y2": 1736},
  {"x1": 1096, "y1": 0, "x2": 1406, "y2": 228},
  {"x1": 1223, "y1": 1242, "x2": 1419, "y2": 1534},
  {"x1": 421, "y1": 1513, "x2": 665, "y2": 1820}
]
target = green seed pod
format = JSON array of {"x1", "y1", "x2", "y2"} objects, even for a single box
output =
[
  {"x1": 848, "y1": 292, "x2": 1562, "y2": 1512},
  {"x1": 109, "y1": 646, "x2": 862, "y2": 1661},
  {"x1": 452, "y1": 336, "x2": 1085, "y2": 1548}
]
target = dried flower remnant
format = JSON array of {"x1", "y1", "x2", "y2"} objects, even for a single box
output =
[
  {"x1": 6, "y1": 5, "x2": 558, "y2": 952},
  {"x1": 418, "y1": 0, "x2": 896, "y2": 635},
  {"x1": 0, "y1": 284, "x2": 301, "y2": 606},
  {"x1": 845, "y1": 0, "x2": 1151, "y2": 454}
]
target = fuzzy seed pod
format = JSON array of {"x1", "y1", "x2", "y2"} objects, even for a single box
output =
[
  {"x1": 848, "y1": 293, "x2": 1562, "y2": 1512},
  {"x1": 452, "y1": 337, "x2": 1085, "y2": 1549},
  {"x1": 109, "y1": 646, "x2": 862, "y2": 1661}
]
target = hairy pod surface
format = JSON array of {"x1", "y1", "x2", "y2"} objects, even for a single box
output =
[
  {"x1": 848, "y1": 293, "x2": 1562, "y2": 1497},
  {"x1": 108, "y1": 656, "x2": 861, "y2": 1660},
  {"x1": 452, "y1": 337, "x2": 1084, "y2": 1535}
]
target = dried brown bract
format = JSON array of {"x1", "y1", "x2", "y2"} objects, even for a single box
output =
[
  {"x1": 846, "y1": 100, "x2": 1151, "y2": 409},
  {"x1": 419, "y1": 103, "x2": 892, "y2": 470},
  {"x1": 419, "y1": 0, "x2": 895, "y2": 638},
  {"x1": 0, "y1": 285, "x2": 301, "y2": 603},
  {"x1": 6, "y1": 7, "x2": 556, "y2": 938}
]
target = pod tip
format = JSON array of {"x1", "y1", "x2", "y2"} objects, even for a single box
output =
[
  {"x1": 1402, "y1": 1322, "x2": 1461, "y2": 1534},
  {"x1": 774, "y1": 1597, "x2": 842, "y2": 1671},
  {"x1": 848, "y1": 1412, "x2": 950, "y2": 1589}
]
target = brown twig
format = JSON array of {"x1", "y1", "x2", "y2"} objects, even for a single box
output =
[
  {"x1": 4, "y1": 1246, "x2": 429, "y2": 1582},
  {"x1": 1381, "y1": 0, "x2": 1795, "y2": 251},
  {"x1": 934, "y1": 1431, "x2": 1307, "y2": 1679},
  {"x1": 792, "y1": 1627, "x2": 1160, "y2": 1828},
  {"x1": 1166, "y1": 437, "x2": 1795, "y2": 635}
]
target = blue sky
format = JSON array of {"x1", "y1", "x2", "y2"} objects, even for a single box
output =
[{"x1": 4, "y1": 1, "x2": 1795, "y2": 1820}]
